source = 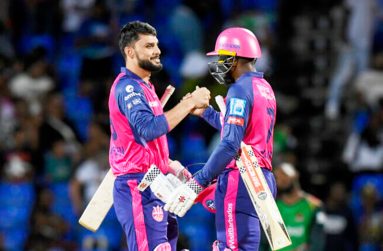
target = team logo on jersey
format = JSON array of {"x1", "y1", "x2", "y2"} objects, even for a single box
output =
[
  {"x1": 152, "y1": 205, "x2": 164, "y2": 222},
  {"x1": 227, "y1": 116, "x2": 244, "y2": 126},
  {"x1": 229, "y1": 98, "x2": 246, "y2": 117},
  {"x1": 125, "y1": 85, "x2": 134, "y2": 93},
  {"x1": 295, "y1": 213, "x2": 304, "y2": 222}
]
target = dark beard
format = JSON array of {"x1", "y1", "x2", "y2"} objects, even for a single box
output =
[
  {"x1": 138, "y1": 58, "x2": 162, "y2": 73},
  {"x1": 278, "y1": 183, "x2": 295, "y2": 196}
]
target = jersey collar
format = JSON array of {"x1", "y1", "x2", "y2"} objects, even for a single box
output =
[
  {"x1": 121, "y1": 67, "x2": 153, "y2": 88},
  {"x1": 245, "y1": 71, "x2": 264, "y2": 78},
  {"x1": 237, "y1": 71, "x2": 264, "y2": 83}
]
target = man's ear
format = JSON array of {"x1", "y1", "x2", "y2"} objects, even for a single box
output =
[
  {"x1": 124, "y1": 47, "x2": 134, "y2": 59},
  {"x1": 231, "y1": 57, "x2": 239, "y2": 71}
]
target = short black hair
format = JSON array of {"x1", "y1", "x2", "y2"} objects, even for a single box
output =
[{"x1": 119, "y1": 21, "x2": 157, "y2": 59}]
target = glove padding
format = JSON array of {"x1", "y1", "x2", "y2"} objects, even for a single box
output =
[
  {"x1": 164, "y1": 178, "x2": 203, "y2": 217},
  {"x1": 149, "y1": 173, "x2": 182, "y2": 203}
]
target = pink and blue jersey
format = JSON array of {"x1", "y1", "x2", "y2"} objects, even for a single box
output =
[
  {"x1": 195, "y1": 71, "x2": 276, "y2": 187},
  {"x1": 108, "y1": 67, "x2": 170, "y2": 176},
  {"x1": 196, "y1": 71, "x2": 277, "y2": 250}
]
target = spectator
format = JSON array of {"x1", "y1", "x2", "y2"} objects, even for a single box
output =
[
  {"x1": 44, "y1": 139, "x2": 73, "y2": 184},
  {"x1": 323, "y1": 182, "x2": 358, "y2": 251},
  {"x1": 38, "y1": 92, "x2": 81, "y2": 156},
  {"x1": 8, "y1": 47, "x2": 55, "y2": 115},
  {"x1": 61, "y1": 0, "x2": 96, "y2": 34},
  {"x1": 325, "y1": 0, "x2": 378, "y2": 119},
  {"x1": 358, "y1": 183, "x2": 383, "y2": 250},
  {"x1": 342, "y1": 105, "x2": 383, "y2": 174},
  {"x1": 75, "y1": 0, "x2": 116, "y2": 113},
  {"x1": 26, "y1": 188, "x2": 75, "y2": 250},
  {"x1": 353, "y1": 52, "x2": 383, "y2": 108},
  {"x1": 268, "y1": 162, "x2": 326, "y2": 251},
  {"x1": 0, "y1": 58, "x2": 16, "y2": 151}
]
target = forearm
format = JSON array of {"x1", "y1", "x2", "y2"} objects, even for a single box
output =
[
  {"x1": 194, "y1": 139, "x2": 239, "y2": 187},
  {"x1": 201, "y1": 106, "x2": 221, "y2": 130},
  {"x1": 164, "y1": 99, "x2": 195, "y2": 131}
]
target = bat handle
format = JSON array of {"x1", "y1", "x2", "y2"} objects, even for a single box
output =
[{"x1": 215, "y1": 95, "x2": 226, "y2": 115}]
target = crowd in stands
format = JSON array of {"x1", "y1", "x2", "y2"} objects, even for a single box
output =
[{"x1": 0, "y1": 0, "x2": 382, "y2": 250}]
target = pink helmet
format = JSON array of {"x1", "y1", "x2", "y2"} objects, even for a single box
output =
[{"x1": 207, "y1": 27, "x2": 262, "y2": 59}]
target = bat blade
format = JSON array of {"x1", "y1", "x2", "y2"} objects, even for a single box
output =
[
  {"x1": 236, "y1": 144, "x2": 291, "y2": 250},
  {"x1": 78, "y1": 169, "x2": 115, "y2": 231},
  {"x1": 78, "y1": 85, "x2": 175, "y2": 231}
]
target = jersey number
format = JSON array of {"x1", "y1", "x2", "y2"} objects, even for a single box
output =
[
  {"x1": 111, "y1": 121, "x2": 117, "y2": 140},
  {"x1": 266, "y1": 107, "x2": 275, "y2": 143}
]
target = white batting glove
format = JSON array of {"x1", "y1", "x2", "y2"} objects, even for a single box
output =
[{"x1": 164, "y1": 178, "x2": 203, "y2": 217}]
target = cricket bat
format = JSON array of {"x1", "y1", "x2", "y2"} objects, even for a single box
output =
[
  {"x1": 78, "y1": 85, "x2": 175, "y2": 232},
  {"x1": 215, "y1": 95, "x2": 291, "y2": 250}
]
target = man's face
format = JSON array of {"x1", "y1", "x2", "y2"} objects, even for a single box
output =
[
  {"x1": 274, "y1": 168, "x2": 296, "y2": 195},
  {"x1": 133, "y1": 34, "x2": 162, "y2": 72}
]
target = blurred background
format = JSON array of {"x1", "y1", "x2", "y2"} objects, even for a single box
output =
[{"x1": 0, "y1": 0, "x2": 383, "y2": 250}]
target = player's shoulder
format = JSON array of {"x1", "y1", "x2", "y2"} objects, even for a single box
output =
[
  {"x1": 115, "y1": 77, "x2": 144, "y2": 95},
  {"x1": 227, "y1": 79, "x2": 250, "y2": 100},
  {"x1": 303, "y1": 193, "x2": 323, "y2": 209},
  {"x1": 252, "y1": 78, "x2": 275, "y2": 101}
]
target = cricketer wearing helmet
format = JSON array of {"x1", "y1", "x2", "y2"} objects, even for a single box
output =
[
  {"x1": 110, "y1": 21, "x2": 210, "y2": 251},
  {"x1": 165, "y1": 27, "x2": 277, "y2": 251}
]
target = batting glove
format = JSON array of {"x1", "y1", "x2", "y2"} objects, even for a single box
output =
[{"x1": 164, "y1": 178, "x2": 203, "y2": 217}]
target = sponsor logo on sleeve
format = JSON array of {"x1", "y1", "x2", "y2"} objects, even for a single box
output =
[
  {"x1": 125, "y1": 85, "x2": 134, "y2": 93},
  {"x1": 227, "y1": 116, "x2": 244, "y2": 126},
  {"x1": 124, "y1": 92, "x2": 141, "y2": 101},
  {"x1": 132, "y1": 98, "x2": 141, "y2": 105},
  {"x1": 229, "y1": 98, "x2": 246, "y2": 117}
]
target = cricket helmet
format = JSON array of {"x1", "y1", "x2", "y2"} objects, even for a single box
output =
[
  {"x1": 207, "y1": 27, "x2": 262, "y2": 58},
  {"x1": 207, "y1": 27, "x2": 261, "y2": 85}
]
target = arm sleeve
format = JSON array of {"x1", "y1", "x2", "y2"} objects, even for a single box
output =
[
  {"x1": 116, "y1": 81, "x2": 169, "y2": 141},
  {"x1": 194, "y1": 84, "x2": 252, "y2": 187},
  {"x1": 201, "y1": 106, "x2": 222, "y2": 130}
]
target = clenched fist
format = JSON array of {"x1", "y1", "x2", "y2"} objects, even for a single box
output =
[{"x1": 190, "y1": 87, "x2": 210, "y2": 109}]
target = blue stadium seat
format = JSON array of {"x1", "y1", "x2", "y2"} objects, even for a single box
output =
[
  {"x1": 49, "y1": 182, "x2": 77, "y2": 226},
  {"x1": 2, "y1": 228, "x2": 29, "y2": 251},
  {"x1": 0, "y1": 182, "x2": 35, "y2": 229}
]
